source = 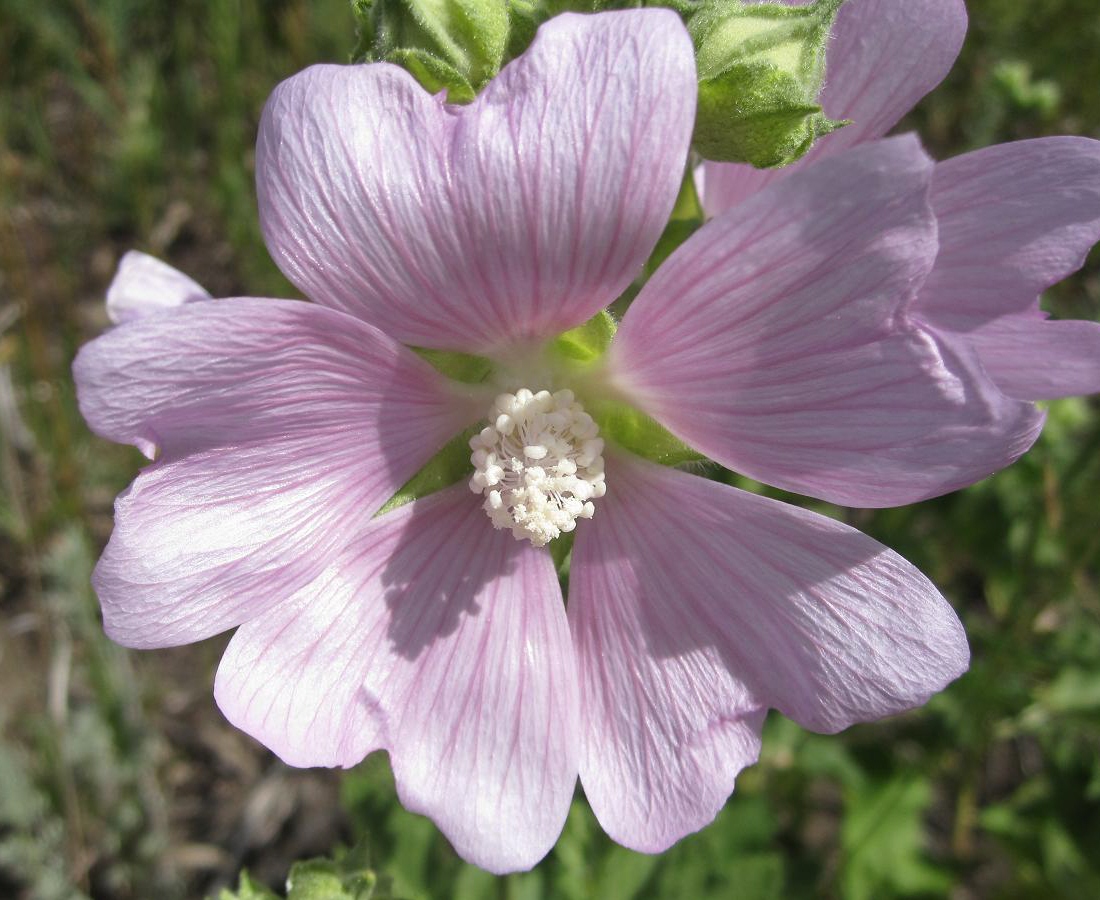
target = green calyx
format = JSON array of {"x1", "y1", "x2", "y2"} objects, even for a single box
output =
[
  {"x1": 352, "y1": 0, "x2": 509, "y2": 100},
  {"x1": 688, "y1": 0, "x2": 850, "y2": 167}
]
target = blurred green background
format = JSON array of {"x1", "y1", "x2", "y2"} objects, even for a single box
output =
[{"x1": 2, "y1": 1, "x2": 1099, "y2": 898}]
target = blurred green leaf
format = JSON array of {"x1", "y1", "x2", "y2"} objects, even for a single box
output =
[{"x1": 841, "y1": 775, "x2": 951, "y2": 900}]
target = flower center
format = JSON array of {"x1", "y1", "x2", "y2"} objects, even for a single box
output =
[{"x1": 468, "y1": 388, "x2": 606, "y2": 547}]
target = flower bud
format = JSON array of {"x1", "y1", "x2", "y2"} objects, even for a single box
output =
[{"x1": 689, "y1": 0, "x2": 849, "y2": 167}]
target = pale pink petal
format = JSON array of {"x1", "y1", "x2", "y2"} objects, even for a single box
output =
[
  {"x1": 213, "y1": 547, "x2": 386, "y2": 770},
  {"x1": 216, "y1": 485, "x2": 578, "y2": 874},
  {"x1": 570, "y1": 473, "x2": 765, "y2": 853},
  {"x1": 917, "y1": 138, "x2": 1100, "y2": 330},
  {"x1": 256, "y1": 11, "x2": 695, "y2": 353},
  {"x1": 106, "y1": 251, "x2": 212, "y2": 323},
  {"x1": 964, "y1": 315, "x2": 1100, "y2": 401},
  {"x1": 73, "y1": 299, "x2": 479, "y2": 647},
  {"x1": 702, "y1": 0, "x2": 968, "y2": 215},
  {"x1": 611, "y1": 137, "x2": 1043, "y2": 507},
  {"x1": 571, "y1": 455, "x2": 967, "y2": 851},
  {"x1": 912, "y1": 138, "x2": 1100, "y2": 400}
]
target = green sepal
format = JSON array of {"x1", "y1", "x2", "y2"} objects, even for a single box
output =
[
  {"x1": 549, "y1": 309, "x2": 618, "y2": 364},
  {"x1": 505, "y1": 0, "x2": 543, "y2": 60},
  {"x1": 590, "y1": 402, "x2": 705, "y2": 467},
  {"x1": 549, "y1": 530, "x2": 575, "y2": 579},
  {"x1": 688, "y1": 0, "x2": 849, "y2": 166},
  {"x1": 549, "y1": 311, "x2": 704, "y2": 468},
  {"x1": 374, "y1": 426, "x2": 480, "y2": 517},
  {"x1": 412, "y1": 346, "x2": 494, "y2": 383},
  {"x1": 351, "y1": 0, "x2": 378, "y2": 62},
  {"x1": 352, "y1": 0, "x2": 508, "y2": 100},
  {"x1": 644, "y1": 169, "x2": 704, "y2": 276},
  {"x1": 388, "y1": 47, "x2": 476, "y2": 102},
  {"x1": 695, "y1": 63, "x2": 848, "y2": 167}
]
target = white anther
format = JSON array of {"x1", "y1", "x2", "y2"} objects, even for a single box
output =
[{"x1": 469, "y1": 387, "x2": 608, "y2": 546}]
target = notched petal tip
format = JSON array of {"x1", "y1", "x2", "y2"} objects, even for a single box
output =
[
  {"x1": 255, "y1": 11, "x2": 697, "y2": 352},
  {"x1": 570, "y1": 455, "x2": 968, "y2": 851}
]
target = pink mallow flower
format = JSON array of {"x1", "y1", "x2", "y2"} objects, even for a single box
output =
[
  {"x1": 702, "y1": 0, "x2": 1100, "y2": 402},
  {"x1": 74, "y1": 10, "x2": 1065, "y2": 873}
]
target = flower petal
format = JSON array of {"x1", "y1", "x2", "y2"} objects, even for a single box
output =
[
  {"x1": 913, "y1": 138, "x2": 1100, "y2": 400},
  {"x1": 106, "y1": 251, "x2": 211, "y2": 324},
  {"x1": 216, "y1": 485, "x2": 578, "y2": 874},
  {"x1": 701, "y1": 0, "x2": 968, "y2": 215},
  {"x1": 570, "y1": 455, "x2": 967, "y2": 850},
  {"x1": 611, "y1": 136, "x2": 1043, "y2": 507},
  {"x1": 918, "y1": 138, "x2": 1100, "y2": 329},
  {"x1": 962, "y1": 315, "x2": 1100, "y2": 402},
  {"x1": 73, "y1": 299, "x2": 478, "y2": 647},
  {"x1": 570, "y1": 478, "x2": 765, "y2": 853},
  {"x1": 257, "y1": 10, "x2": 696, "y2": 353}
]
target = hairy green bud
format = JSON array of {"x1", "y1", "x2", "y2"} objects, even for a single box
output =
[{"x1": 689, "y1": 0, "x2": 849, "y2": 167}]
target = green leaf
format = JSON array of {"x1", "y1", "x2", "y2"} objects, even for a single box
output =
[
  {"x1": 840, "y1": 774, "x2": 952, "y2": 900},
  {"x1": 549, "y1": 310, "x2": 617, "y2": 364}
]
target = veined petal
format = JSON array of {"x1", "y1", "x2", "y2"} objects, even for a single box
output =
[
  {"x1": 256, "y1": 10, "x2": 695, "y2": 353},
  {"x1": 570, "y1": 455, "x2": 967, "y2": 850},
  {"x1": 216, "y1": 485, "x2": 578, "y2": 874},
  {"x1": 73, "y1": 299, "x2": 479, "y2": 647},
  {"x1": 611, "y1": 137, "x2": 1043, "y2": 507},
  {"x1": 919, "y1": 138, "x2": 1100, "y2": 329},
  {"x1": 702, "y1": 0, "x2": 968, "y2": 215},
  {"x1": 963, "y1": 315, "x2": 1100, "y2": 402},
  {"x1": 914, "y1": 138, "x2": 1100, "y2": 400},
  {"x1": 106, "y1": 251, "x2": 211, "y2": 323},
  {"x1": 570, "y1": 467, "x2": 765, "y2": 853}
]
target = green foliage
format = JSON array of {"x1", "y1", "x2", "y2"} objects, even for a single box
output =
[
  {"x1": 840, "y1": 775, "x2": 951, "y2": 900},
  {"x1": 0, "y1": 528, "x2": 179, "y2": 897}
]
